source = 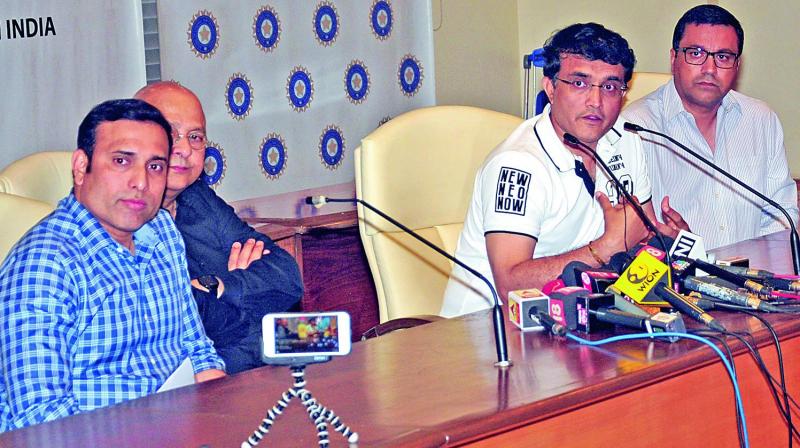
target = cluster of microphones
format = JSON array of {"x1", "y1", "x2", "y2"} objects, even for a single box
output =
[{"x1": 508, "y1": 230, "x2": 800, "y2": 341}]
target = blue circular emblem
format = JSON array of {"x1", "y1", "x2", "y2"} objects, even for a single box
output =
[
  {"x1": 314, "y1": 2, "x2": 339, "y2": 45},
  {"x1": 189, "y1": 11, "x2": 219, "y2": 58},
  {"x1": 260, "y1": 134, "x2": 287, "y2": 180},
  {"x1": 201, "y1": 144, "x2": 226, "y2": 187},
  {"x1": 398, "y1": 55, "x2": 423, "y2": 96},
  {"x1": 319, "y1": 126, "x2": 345, "y2": 169},
  {"x1": 226, "y1": 74, "x2": 253, "y2": 120},
  {"x1": 345, "y1": 61, "x2": 369, "y2": 104},
  {"x1": 253, "y1": 6, "x2": 280, "y2": 52},
  {"x1": 370, "y1": 0, "x2": 392, "y2": 40},
  {"x1": 287, "y1": 67, "x2": 313, "y2": 112}
]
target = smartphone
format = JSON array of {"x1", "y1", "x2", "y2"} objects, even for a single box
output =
[{"x1": 262, "y1": 312, "x2": 352, "y2": 361}]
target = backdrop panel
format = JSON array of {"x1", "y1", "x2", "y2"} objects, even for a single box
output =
[
  {"x1": 158, "y1": 1, "x2": 435, "y2": 200},
  {"x1": 0, "y1": 0, "x2": 146, "y2": 169}
]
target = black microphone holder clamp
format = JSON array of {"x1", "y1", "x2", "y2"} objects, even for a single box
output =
[{"x1": 624, "y1": 122, "x2": 800, "y2": 275}]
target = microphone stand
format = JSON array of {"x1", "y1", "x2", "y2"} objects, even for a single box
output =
[
  {"x1": 306, "y1": 196, "x2": 512, "y2": 368},
  {"x1": 625, "y1": 122, "x2": 800, "y2": 275},
  {"x1": 562, "y1": 133, "x2": 673, "y2": 282}
]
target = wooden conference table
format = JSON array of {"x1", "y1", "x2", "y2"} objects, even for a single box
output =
[{"x1": 1, "y1": 233, "x2": 798, "y2": 447}]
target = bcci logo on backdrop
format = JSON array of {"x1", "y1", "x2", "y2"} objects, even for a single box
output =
[
  {"x1": 201, "y1": 142, "x2": 226, "y2": 188},
  {"x1": 260, "y1": 133, "x2": 288, "y2": 180},
  {"x1": 314, "y1": 2, "x2": 339, "y2": 46},
  {"x1": 344, "y1": 60, "x2": 370, "y2": 104},
  {"x1": 253, "y1": 5, "x2": 281, "y2": 53},
  {"x1": 226, "y1": 73, "x2": 253, "y2": 120},
  {"x1": 370, "y1": 0, "x2": 393, "y2": 40},
  {"x1": 495, "y1": 167, "x2": 530, "y2": 216},
  {"x1": 398, "y1": 55, "x2": 423, "y2": 97},
  {"x1": 319, "y1": 126, "x2": 345, "y2": 170},
  {"x1": 188, "y1": 10, "x2": 219, "y2": 59},
  {"x1": 287, "y1": 66, "x2": 314, "y2": 112}
]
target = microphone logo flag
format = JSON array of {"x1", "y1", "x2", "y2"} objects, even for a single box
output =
[
  {"x1": 669, "y1": 230, "x2": 708, "y2": 261},
  {"x1": 613, "y1": 249, "x2": 670, "y2": 306}
]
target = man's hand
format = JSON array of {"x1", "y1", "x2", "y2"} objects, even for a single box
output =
[
  {"x1": 655, "y1": 196, "x2": 691, "y2": 238},
  {"x1": 595, "y1": 193, "x2": 650, "y2": 258},
  {"x1": 228, "y1": 238, "x2": 270, "y2": 271},
  {"x1": 190, "y1": 277, "x2": 226, "y2": 297},
  {"x1": 194, "y1": 368, "x2": 226, "y2": 383}
]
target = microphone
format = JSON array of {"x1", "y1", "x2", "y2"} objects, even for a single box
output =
[
  {"x1": 589, "y1": 308, "x2": 686, "y2": 342},
  {"x1": 681, "y1": 275, "x2": 781, "y2": 312},
  {"x1": 624, "y1": 121, "x2": 800, "y2": 275},
  {"x1": 653, "y1": 283, "x2": 726, "y2": 332},
  {"x1": 304, "y1": 195, "x2": 511, "y2": 368},
  {"x1": 306, "y1": 195, "x2": 327, "y2": 208},
  {"x1": 562, "y1": 132, "x2": 673, "y2": 280},
  {"x1": 549, "y1": 287, "x2": 686, "y2": 341},
  {"x1": 688, "y1": 258, "x2": 772, "y2": 295},
  {"x1": 716, "y1": 265, "x2": 800, "y2": 292},
  {"x1": 531, "y1": 310, "x2": 566, "y2": 336}
]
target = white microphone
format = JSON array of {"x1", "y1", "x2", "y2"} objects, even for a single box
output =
[{"x1": 305, "y1": 195, "x2": 328, "y2": 209}]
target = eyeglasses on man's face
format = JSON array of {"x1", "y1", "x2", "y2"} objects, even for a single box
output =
[
  {"x1": 553, "y1": 76, "x2": 628, "y2": 98},
  {"x1": 677, "y1": 47, "x2": 739, "y2": 69},
  {"x1": 171, "y1": 129, "x2": 207, "y2": 151}
]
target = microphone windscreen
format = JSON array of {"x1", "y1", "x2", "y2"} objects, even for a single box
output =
[
  {"x1": 608, "y1": 251, "x2": 633, "y2": 274},
  {"x1": 623, "y1": 122, "x2": 642, "y2": 132},
  {"x1": 646, "y1": 235, "x2": 675, "y2": 252},
  {"x1": 559, "y1": 261, "x2": 592, "y2": 286}
]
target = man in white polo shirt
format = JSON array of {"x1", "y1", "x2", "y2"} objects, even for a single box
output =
[{"x1": 442, "y1": 23, "x2": 685, "y2": 317}]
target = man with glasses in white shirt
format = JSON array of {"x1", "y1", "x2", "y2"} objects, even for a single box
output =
[
  {"x1": 442, "y1": 23, "x2": 681, "y2": 317},
  {"x1": 624, "y1": 4, "x2": 798, "y2": 250}
]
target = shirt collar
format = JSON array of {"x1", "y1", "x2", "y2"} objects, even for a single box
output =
[
  {"x1": 61, "y1": 193, "x2": 160, "y2": 259},
  {"x1": 663, "y1": 77, "x2": 741, "y2": 123},
  {"x1": 533, "y1": 104, "x2": 624, "y2": 172}
]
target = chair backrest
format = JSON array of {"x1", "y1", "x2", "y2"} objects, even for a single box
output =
[
  {"x1": 0, "y1": 193, "x2": 54, "y2": 264},
  {"x1": 0, "y1": 151, "x2": 73, "y2": 206},
  {"x1": 624, "y1": 72, "x2": 672, "y2": 106},
  {"x1": 355, "y1": 105, "x2": 523, "y2": 323}
]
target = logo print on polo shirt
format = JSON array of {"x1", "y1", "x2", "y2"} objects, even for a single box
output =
[
  {"x1": 604, "y1": 174, "x2": 633, "y2": 205},
  {"x1": 495, "y1": 167, "x2": 530, "y2": 215}
]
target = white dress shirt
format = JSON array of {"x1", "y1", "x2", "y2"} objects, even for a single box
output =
[{"x1": 624, "y1": 79, "x2": 798, "y2": 250}]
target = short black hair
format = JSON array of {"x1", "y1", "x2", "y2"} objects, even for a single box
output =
[
  {"x1": 673, "y1": 5, "x2": 744, "y2": 54},
  {"x1": 542, "y1": 23, "x2": 636, "y2": 83},
  {"x1": 76, "y1": 98, "x2": 173, "y2": 171}
]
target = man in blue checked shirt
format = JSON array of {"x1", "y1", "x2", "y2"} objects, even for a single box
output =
[{"x1": 0, "y1": 99, "x2": 226, "y2": 432}]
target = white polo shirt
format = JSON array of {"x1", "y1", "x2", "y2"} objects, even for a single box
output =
[{"x1": 441, "y1": 105, "x2": 652, "y2": 317}]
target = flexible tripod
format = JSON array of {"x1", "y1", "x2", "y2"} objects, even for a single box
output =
[{"x1": 242, "y1": 365, "x2": 359, "y2": 447}]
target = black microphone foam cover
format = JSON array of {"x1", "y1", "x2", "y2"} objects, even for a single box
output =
[
  {"x1": 560, "y1": 261, "x2": 593, "y2": 286},
  {"x1": 608, "y1": 251, "x2": 633, "y2": 274},
  {"x1": 645, "y1": 235, "x2": 675, "y2": 252}
]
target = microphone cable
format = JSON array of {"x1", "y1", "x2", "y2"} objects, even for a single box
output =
[
  {"x1": 685, "y1": 331, "x2": 745, "y2": 447},
  {"x1": 737, "y1": 311, "x2": 796, "y2": 447},
  {"x1": 565, "y1": 331, "x2": 749, "y2": 448},
  {"x1": 690, "y1": 323, "x2": 799, "y2": 446}
]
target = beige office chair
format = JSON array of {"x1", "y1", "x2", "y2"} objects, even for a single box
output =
[
  {"x1": 355, "y1": 105, "x2": 523, "y2": 323},
  {"x1": 624, "y1": 72, "x2": 671, "y2": 106},
  {"x1": 0, "y1": 193, "x2": 54, "y2": 264},
  {"x1": 0, "y1": 151, "x2": 73, "y2": 206}
]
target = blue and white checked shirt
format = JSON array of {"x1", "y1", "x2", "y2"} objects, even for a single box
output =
[
  {"x1": 624, "y1": 79, "x2": 799, "y2": 249},
  {"x1": 0, "y1": 194, "x2": 224, "y2": 432}
]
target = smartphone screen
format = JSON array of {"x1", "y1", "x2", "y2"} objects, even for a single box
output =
[
  {"x1": 263, "y1": 312, "x2": 352, "y2": 359},
  {"x1": 275, "y1": 314, "x2": 341, "y2": 354}
]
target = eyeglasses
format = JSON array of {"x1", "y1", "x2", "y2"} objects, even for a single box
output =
[
  {"x1": 677, "y1": 47, "x2": 739, "y2": 69},
  {"x1": 172, "y1": 129, "x2": 207, "y2": 151},
  {"x1": 553, "y1": 76, "x2": 628, "y2": 98}
]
